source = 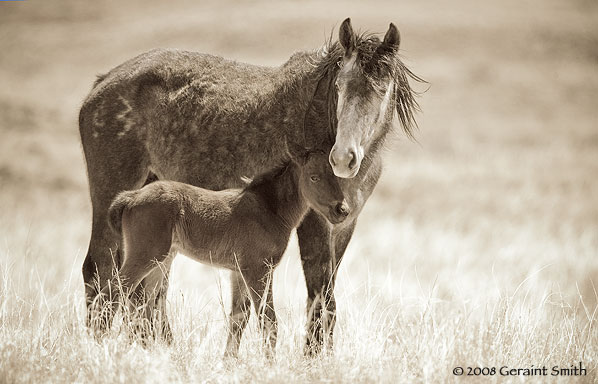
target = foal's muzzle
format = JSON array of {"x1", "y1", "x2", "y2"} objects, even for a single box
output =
[{"x1": 328, "y1": 201, "x2": 350, "y2": 224}]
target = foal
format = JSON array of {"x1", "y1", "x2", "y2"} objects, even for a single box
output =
[{"x1": 97, "y1": 151, "x2": 350, "y2": 356}]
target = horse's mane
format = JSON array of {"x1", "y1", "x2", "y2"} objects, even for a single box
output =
[{"x1": 312, "y1": 31, "x2": 426, "y2": 140}]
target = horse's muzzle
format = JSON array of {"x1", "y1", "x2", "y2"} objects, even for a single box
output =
[{"x1": 329, "y1": 147, "x2": 360, "y2": 178}]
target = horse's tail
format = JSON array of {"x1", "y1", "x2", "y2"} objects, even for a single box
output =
[{"x1": 107, "y1": 191, "x2": 136, "y2": 236}]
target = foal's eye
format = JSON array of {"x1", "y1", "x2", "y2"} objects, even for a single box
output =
[{"x1": 310, "y1": 175, "x2": 321, "y2": 183}]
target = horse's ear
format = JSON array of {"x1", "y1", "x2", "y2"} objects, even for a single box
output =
[
  {"x1": 383, "y1": 23, "x2": 400, "y2": 48},
  {"x1": 339, "y1": 18, "x2": 356, "y2": 56},
  {"x1": 372, "y1": 23, "x2": 401, "y2": 62}
]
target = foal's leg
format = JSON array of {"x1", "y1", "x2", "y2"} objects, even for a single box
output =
[
  {"x1": 224, "y1": 271, "x2": 252, "y2": 357},
  {"x1": 225, "y1": 267, "x2": 277, "y2": 357},
  {"x1": 297, "y1": 210, "x2": 357, "y2": 355},
  {"x1": 93, "y1": 260, "x2": 154, "y2": 339},
  {"x1": 114, "y1": 210, "x2": 174, "y2": 344},
  {"x1": 246, "y1": 268, "x2": 277, "y2": 357},
  {"x1": 127, "y1": 254, "x2": 174, "y2": 344},
  {"x1": 126, "y1": 172, "x2": 175, "y2": 342}
]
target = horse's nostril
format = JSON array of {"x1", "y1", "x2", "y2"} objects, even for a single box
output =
[
  {"x1": 329, "y1": 153, "x2": 337, "y2": 167},
  {"x1": 348, "y1": 150, "x2": 356, "y2": 170}
]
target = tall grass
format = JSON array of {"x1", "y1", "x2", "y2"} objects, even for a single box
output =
[{"x1": 0, "y1": 240, "x2": 596, "y2": 383}]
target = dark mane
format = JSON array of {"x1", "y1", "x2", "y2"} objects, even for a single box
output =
[
  {"x1": 242, "y1": 148, "x2": 327, "y2": 191},
  {"x1": 242, "y1": 159, "x2": 307, "y2": 232},
  {"x1": 313, "y1": 31, "x2": 426, "y2": 139}
]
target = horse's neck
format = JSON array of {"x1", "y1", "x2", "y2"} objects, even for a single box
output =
[
  {"x1": 301, "y1": 67, "x2": 337, "y2": 147},
  {"x1": 258, "y1": 52, "x2": 335, "y2": 154}
]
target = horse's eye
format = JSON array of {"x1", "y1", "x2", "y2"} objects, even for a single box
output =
[
  {"x1": 310, "y1": 175, "x2": 321, "y2": 183},
  {"x1": 334, "y1": 82, "x2": 340, "y2": 92}
]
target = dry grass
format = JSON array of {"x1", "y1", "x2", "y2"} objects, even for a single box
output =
[{"x1": 1, "y1": 0, "x2": 597, "y2": 382}]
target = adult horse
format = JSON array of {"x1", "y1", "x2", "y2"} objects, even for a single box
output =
[{"x1": 79, "y1": 18, "x2": 422, "y2": 353}]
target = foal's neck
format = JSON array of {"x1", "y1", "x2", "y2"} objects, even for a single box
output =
[{"x1": 251, "y1": 164, "x2": 308, "y2": 232}]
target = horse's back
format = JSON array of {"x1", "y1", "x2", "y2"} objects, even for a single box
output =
[
  {"x1": 84, "y1": 48, "x2": 274, "y2": 105},
  {"x1": 78, "y1": 49, "x2": 281, "y2": 178}
]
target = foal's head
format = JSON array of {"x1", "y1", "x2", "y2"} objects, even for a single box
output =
[{"x1": 297, "y1": 151, "x2": 350, "y2": 225}]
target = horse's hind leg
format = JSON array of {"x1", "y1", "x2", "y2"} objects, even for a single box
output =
[
  {"x1": 80, "y1": 103, "x2": 157, "y2": 328},
  {"x1": 224, "y1": 271, "x2": 252, "y2": 357},
  {"x1": 92, "y1": 275, "x2": 125, "y2": 339},
  {"x1": 82, "y1": 152, "x2": 150, "y2": 332}
]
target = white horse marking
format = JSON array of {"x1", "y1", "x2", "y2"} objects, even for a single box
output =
[{"x1": 116, "y1": 96, "x2": 134, "y2": 138}]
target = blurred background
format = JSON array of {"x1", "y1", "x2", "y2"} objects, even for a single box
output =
[{"x1": 0, "y1": 0, "x2": 596, "y2": 319}]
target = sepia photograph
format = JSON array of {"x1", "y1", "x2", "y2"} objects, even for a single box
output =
[{"x1": 0, "y1": 0, "x2": 596, "y2": 382}]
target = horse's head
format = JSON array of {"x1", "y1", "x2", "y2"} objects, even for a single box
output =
[
  {"x1": 328, "y1": 18, "x2": 421, "y2": 178},
  {"x1": 297, "y1": 150, "x2": 349, "y2": 225}
]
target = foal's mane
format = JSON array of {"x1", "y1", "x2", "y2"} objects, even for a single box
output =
[
  {"x1": 244, "y1": 162, "x2": 293, "y2": 191},
  {"x1": 312, "y1": 31, "x2": 426, "y2": 140},
  {"x1": 242, "y1": 149, "x2": 326, "y2": 192}
]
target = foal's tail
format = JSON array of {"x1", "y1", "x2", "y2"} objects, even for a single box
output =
[{"x1": 107, "y1": 191, "x2": 137, "y2": 236}]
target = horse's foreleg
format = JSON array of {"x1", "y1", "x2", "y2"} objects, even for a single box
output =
[
  {"x1": 297, "y1": 210, "x2": 357, "y2": 356},
  {"x1": 224, "y1": 271, "x2": 252, "y2": 357}
]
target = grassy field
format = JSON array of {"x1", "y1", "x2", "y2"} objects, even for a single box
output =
[{"x1": 1, "y1": 0, "x2": 597, "y2": 382}]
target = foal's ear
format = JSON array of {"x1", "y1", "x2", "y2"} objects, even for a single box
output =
[
  {"x1": 286, "y1": 140, "x2": 309, "y2": 163},
  {"x1": 339, "y1": 18, "x2": 356, "y2": 56}
]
